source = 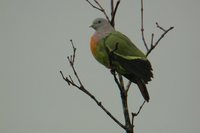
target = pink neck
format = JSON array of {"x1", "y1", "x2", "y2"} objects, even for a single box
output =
[{"x1": 93, "y1": 25, "x2": 115, "y2": 40}]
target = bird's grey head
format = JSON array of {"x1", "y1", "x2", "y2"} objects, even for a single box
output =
[{"x1": 90, "y1": 18, "x2": 113, "y2": 31}]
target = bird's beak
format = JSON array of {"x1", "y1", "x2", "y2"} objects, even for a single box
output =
[{"x1": 89, "y1": 24, "x2": 94, "y2": 29}]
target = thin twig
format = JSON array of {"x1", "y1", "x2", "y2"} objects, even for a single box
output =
[
  {"x1": 135, "y1": 101, "x2": 146, "y2": 116},
  {"x1": 156, "y1": 22, "x2": 166, "y2": 32},
  {"x1": 70, "y1": 39, "x2": 76, "y2": 63},
  {"x1": 93, "y1": 0, "x2": 110, "y2": 20},
  {"x1": 140, "y1": 0, "x2": 174, "y2": 57},
  {"x1": 146, "y1": 25, "x2": 174, "y2": 57},
  {"x1": 69, "y1": 75, "x2": 74, "y2": 84},
  {"x1": 67, "y1": 44, "x2": 83, "y2": 87},
  {"x1": 110, "y1": 0, "x2": 120, "y2": 27},
  {"x1": 86, "y1": 0, "x2": 103, "y2": 11},
  {"x1": 141, "y1": 0, "x2": 149, "y2": 51},
  {"x1": 131, "y1": 101, "x2": 146, "y2": 127},
  {"x1": 60, "y1": 71, "x2": 70, "y2": 85},
  {"x1": 86, "y1": 0, "x2": 110, "y2": 21},
  {"x1": 70, "y1": 60, "x2": 83, "y2": 87},
  {"x1": 111, "y1": 0, "x2": 114, "y2": 16},
  {"x1": 60, "y1": 71, "x2": 79, "y2": 88},
  {"x1": 150, "y1": 33, "x2": 154, "y2": 47}
]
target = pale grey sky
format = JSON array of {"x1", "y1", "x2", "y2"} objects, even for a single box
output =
[{"x1": 0, "y1": 0, "x2": 200, "y2": 133}]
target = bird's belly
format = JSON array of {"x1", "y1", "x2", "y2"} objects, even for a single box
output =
[{"x1": 94, "y1": 49, "x2": 110, "y2": 68}]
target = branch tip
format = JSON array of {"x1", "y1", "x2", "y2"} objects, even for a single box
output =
[
  {"x1": 156, "y1": 22, "x2": 167, "y2": 32},
  {"x1": 86, "y1": 0, "x2": 110, "y2": 21}
]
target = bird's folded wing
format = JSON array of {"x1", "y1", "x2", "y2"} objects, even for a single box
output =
[
  {"x1": 104, "y1": 31, "x2": 153, "y2": 83},
  {"x1": 104, "y1": 31, "x2": 146, "y2": 57},
  {"x1": 111, "y1": 53, "x2": 153, "y2": 83}
]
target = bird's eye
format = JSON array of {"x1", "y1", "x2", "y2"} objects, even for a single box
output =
[{"x1": 98, "y1": 20, "x2": 101, "y2": 23}]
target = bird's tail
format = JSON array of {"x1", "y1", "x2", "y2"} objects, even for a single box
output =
[{"x1": 136, "y1": 79, "x2": 150, "y2": 102}]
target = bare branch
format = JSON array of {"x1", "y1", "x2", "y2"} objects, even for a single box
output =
[
  {"x1": 141, "y1": 0, "x2": 149, "y2": 51},
  {"x1": 150, "y1": 33, "x2": 154, "y2": 47},
  {"x1": 113, "y1": 75, "x2": 133, "y2": 132},
  {"x1": 86, "y1": 0, "x2": 121, "y2": 27},
  {"x1": 125, "y1": 81, "x2": 132, "y2": 93},
  {"x1": 60, "y1": 71, "x2": 79, "y2": 88},
  {"x1": 60, "y1": 40, "x2": 125, "y2": 130},
  {"x1": 68, "y1": 75, "x2": 74, "y2": 84},
  {"x1": 86, "y1": 0, "x2": 103, "y2": 11},
  {"x1": 156, "y1": 22, "x2": 166, "y2": 32},
  {"x1": 140, "y1": 0, "x2": 174, "y2": 57},
  {"x1": 118, "y1": 73, "x2": 125, "y2": 90},
  {"x1": 146, "y1": 25, "x2": 174, "y2": 57},
  {"x1": 131, "y1": 101, "x2": 146, "y2": 127},
  {"x1": 120, "y1": 87, "x2": 132, "y2": 133},
  {"x1": 110, "y1": 0, "x2": 121, "y2": 27},
  {"x1": 86, "y1": 0, "x2": 110, "y2": 21},
  {"x1": 60, "y1": 71, "x2": 70, "y2": 85},
  {"x1": 105, "y1": 42, "x2": 133, "y2": 132},
  {"x1": 112, "y1": 71, "x2": 123, "y2": 92},
  {"x1": 135, "y1": 101, "x2": 146, "y2": 116},
  {"x1": 67, "y1": 47, "x2": 83, "y2": 87},
  {"x1": 111, "y1": 0, "x2": 114, "y2": 16},
  {"x1": 70, "y1": 39, "x2": 76, "y2": 63}
]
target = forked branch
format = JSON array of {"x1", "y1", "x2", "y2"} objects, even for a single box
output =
[
  {"x1": 140, "y1": 0, "x2": 174, "y2": 57},
  {"x1": 86, "y1": 0, "x2": 110, "y2": 21},
  {"x1": 131, "y1": 101, "x2": 146, "y2": 127},
  {"x1": 60, "y1": 40, "x2": 125, "y2": 130},
  {"x1": 146, "y1": 24, "x2": 174, "y2": 57},
  {"x1": 110, "y1": 0, "x2": 121, "y2": 27},
  {"x1": 86, "y1": 0, "x2": 120, "y2": 27}
]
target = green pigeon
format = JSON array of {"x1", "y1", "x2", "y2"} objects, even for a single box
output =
[{"x1": 90, "y1": 18, "x2": 153, "y2": 102}]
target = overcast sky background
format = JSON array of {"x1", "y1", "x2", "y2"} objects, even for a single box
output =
[{"x1": 0, "y1": 0, "x2": 200, "y2": 133}]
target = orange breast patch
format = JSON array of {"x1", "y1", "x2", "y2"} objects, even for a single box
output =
[{"x1": 90, "y1": 36, "x2": 98, "y2": 56}]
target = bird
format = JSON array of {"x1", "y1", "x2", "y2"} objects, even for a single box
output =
[{"x1": 90, "y1": 18, "x2": 153, "y2": 102}]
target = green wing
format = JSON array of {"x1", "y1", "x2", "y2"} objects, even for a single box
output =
[
  {"x1": 104, "y1": 31, "x2": 146, "y2": 58},
  {"x1": 104, "y1": 31, "x2": 153, "y2": 83}
]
